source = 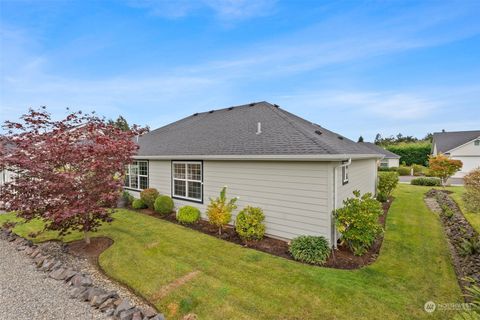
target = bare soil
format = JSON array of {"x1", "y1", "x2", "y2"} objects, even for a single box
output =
[
  {"x1": 136, "y1": 197, "x2": 393, "y2": 269},
  {"x1": 67, "y1": 237, "x2": 113, "y2": 263}
]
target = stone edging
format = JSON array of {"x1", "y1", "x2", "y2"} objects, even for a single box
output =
[{"x1": 0, "y1": 228, "x2": 165, "y2": 320}]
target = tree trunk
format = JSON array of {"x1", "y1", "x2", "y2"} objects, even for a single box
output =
[{"x1": 84, "y1": 230, "x2": 90, "y2": 245}]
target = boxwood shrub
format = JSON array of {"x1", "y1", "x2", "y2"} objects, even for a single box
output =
[
  {"x1": 140, "y1": 188, "x2": 159, "y2": 209},
  {"x1": 132, "y1": 198, "x2": 147, "y2": 209},
  {"x1": 177, "y1": 206, "x2": 201, "y2": 224},
  {"x1": 289, "y1": 235, "x2": 331, "y2": 265},
  {"x1": 410, "y1": 177, "x2": 442, "y2": 186},
  {"x1": 235, "y1": 206, "x2": 266, "y2": 241},
  {"x1": 397, "y1": 166, "x2": 412, "y2": 176},
  {"x1": 154, "y1": 195, "x2": 174, "y2": 215}
]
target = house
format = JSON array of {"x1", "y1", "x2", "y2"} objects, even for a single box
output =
[
  {"x1": 432, "y1": 130, "x2": 480, "y2": 178},
  {"x1": 125, "y1": 102, "x2": 382, "y2": 244},
  {"x1": 359, "y1": 142, "x2": 400, "y2": 168}
]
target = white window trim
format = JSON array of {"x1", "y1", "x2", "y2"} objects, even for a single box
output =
[
  {"x1": 124, "y1": 160, "x2": 148, "y2": 190},
  {"x1": 172, "y1": 161, "x2": 203, "y2": 202}
]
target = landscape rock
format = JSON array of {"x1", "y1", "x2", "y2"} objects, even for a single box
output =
[
  {"x1": 69, "y1": 286, "x2": 88, "y2": 299},
  {"x1": 119, "y1": 307, "x2": 138, "y2": 320},
  {"x1": 98, "y1": 298, "x2": 116, "y2": 311},
  {"x1": 49, "y1": 267, "x2": 66, "y2": 280},
  {"x1": 114, "y1": 299, "x2": 133, "y2": 317},
  {"x1": 141, "y1": 306, "x2": 157, "y2": 318},
  {"x1": 132, "y1": 310, "x2": 143, "y2": 320},
  {"x1": 150, "y1": 314, "x2": 166, "y2": 320}
]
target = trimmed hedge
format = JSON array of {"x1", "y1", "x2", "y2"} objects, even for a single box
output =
[
  {"x1": 410, "y1": 177, "x2": 442, "y2": 186},
  {"x1": 289, "y1": 236, "x2": 331, "y2": 265},
  {"x1": 378, "y1": 167, "x2": 398, "y2": 172},
  {"x1": 177, "y1": 206, "x2": 201, "y2": 224},
  {"x1": 385, "y1": 142, "x2": 431, "y2": 166},
  {"x1": 154, "y1": 195, "x2": 174, "y2": 214},
  {"x1": 397, "y1": 166, "x2": 412, "y2": 176},
  {"x1": 132, "y1": 198, "x2": 147, "y2": 209},
  {"x1": 235, "y1": 206, "x2": 266, "y2": 241}
]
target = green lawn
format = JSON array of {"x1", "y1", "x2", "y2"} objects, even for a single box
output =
[
  {"x1": 0, "y1": 184, "x2": 462, "y2": 319},
  {"x1": 448, "y1": 186, "x2": 480, "y2": 233}
]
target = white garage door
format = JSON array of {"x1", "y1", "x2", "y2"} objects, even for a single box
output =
[{"x1": 452, "y1": 156, "x2": 480, "y2": 177}]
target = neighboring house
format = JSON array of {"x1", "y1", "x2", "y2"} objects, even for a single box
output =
[
  {"x1": 125, "y1": 102, "x2": 382, "y2": 245},
  {"x1": 432, "y1": 130, "x2": 480, "y2": 178},
  {"x1": 359, "y1": 142, "x2": 400, "y2": 168}
]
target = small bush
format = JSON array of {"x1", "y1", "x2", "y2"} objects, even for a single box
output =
[
  {"x1": 154, "y1": 195, "x2": 174, "y2": 215},
  {"x1": 397, "y1": 166, "x2": 412, "y2": 176},
  {"x1": 378, "y1": 167, "x2": 398, "y2": 172},
  {"x1": 177, "y1": 206, "x2": 201, "y2": 224},
  {"x1": 235, "y1": 206, "x2": 266, "y2": 241},
  {"x1": 289, "y1": 235, "x2": 331, "y2": 265},
  {"x1": 412, "y1": 164, "x2": 426, "y2": 176},
  {"x1": 377, "y1": 172, "x2": 399, "y2": 202},
  {"x1": 334, "y1": 191, "x2": 383, "y2": 256},
  {"x1": 207, "y1": 187, "x2": 238, "y2": 235},
  {"x1": 122, "y1": 191, "x2": 134, "y2": 205},
  {"x1": 440, "y1": 204, "x2": 454, "y2": 218},
  {"x1": 132, "y1": 198, "x2": 147, "y2": 209},
  {"x1": 140, "y1": 188, "x2": 159, "y2": 209},
  {"x1": 464, "y1": 168, "x2": 480, "y2": 213},
  {"x1": 410, "y1": 177, "x2": 442, "y2": 186},
  {"x1": 459, "y1": 236, "x2": 480, "y2": 256}
]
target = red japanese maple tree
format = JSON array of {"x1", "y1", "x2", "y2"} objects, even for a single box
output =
[{"x1": 0, "y1": 107, "x2": 144, "y2": 244}]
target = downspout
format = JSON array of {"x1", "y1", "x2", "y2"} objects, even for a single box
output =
[{"x1": 332, "y1": 157, "x2": 351, "y2": 249}]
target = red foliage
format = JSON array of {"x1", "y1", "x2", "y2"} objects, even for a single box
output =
[{"x1": 0, "y1": 107, "x2": 145, "y2": 242}]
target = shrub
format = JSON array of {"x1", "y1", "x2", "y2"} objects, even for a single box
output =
[
  {"x1": 235, "y1": 206, "x2": 266, "y2": 241},
  {"x1": 154, "y1": 195, "x2": 174, "y2": 215},
  {"x1": 122, "y1": 191, "x2": 134, "y2": 205},
  {"x1": 132, "y1": 198, "x2": 147, "y2": 209},
  {"x1": 412, "y1": 164, "x2": 426, "y2": 176},
  {"x1": 397, "y1": 166, "x2": 411, "y2": 176},
  {"x1": 385, "y1": 142, "x2": 431, "y2": 166},
  {"x1": 377, "y1": 172, "x2": 399, "y2": 202},
  {"x1": 428, "y1": 154, "x2": 463, "y2": 186},
  {"x1": 459, "y1": 236, "x2": 480, "y2": 256},
  {"x1": 334, "y1": 190, "x2": 383, "y2": 256},
  {"x1": 177, "y1": 206, "x2": 201, "y2": 224},
  {"x1": 464, "y1": 168, "x2": 480, "y2": 213},
  {"x1": 378, "y1": 167, "x2": 398, "y2": 172},
  {"x1": 207, "y1": 187, "x2": 238, "y2": 235},
  {"x1": 440, "y1": 204, "x2": 454, "y2": 219},
  {"x1": 410, "y1": 177, "x2": 442, "y2": 186},
  {"x1": 289, "y1": 236, "x2": 331, "y2": 265},
  {"x1": 140, "y1": 188, "x2": 159, "y2": 209}
]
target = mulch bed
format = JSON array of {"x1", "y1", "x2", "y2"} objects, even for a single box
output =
[
  {"x1": 67, "y1": 237, "x2": 113, "y2": 263},
  {"x1": 133, "y1": 198, "x2": 393, "y2": 270}
]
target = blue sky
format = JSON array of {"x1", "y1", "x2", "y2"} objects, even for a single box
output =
[{"x1": 0, "y1": 0, "x2": 479, "y2": 141}]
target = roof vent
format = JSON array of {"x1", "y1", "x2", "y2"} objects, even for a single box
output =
[
  {"x1": 249, "y1": 103, "x2": 256, "y2": 106},
  {"x1": 338, "y1": 136, "x2": 344, "y2": 140},
  {"x1": 273, "y1": 104, "x2": 280, "y2": 108},
  {"x1": 193, "y1": 113, "x2": 198, "y2": 116},
  {"x1": 228, "y1": 107, "x2": 234, "y2": 110},
  {"x1": 256, "y1": 122, "x2": 262, "y2": 135},
  {"x1": 314, "y1": 130, "x2": 322, "y2": 135},
  {"x1": 209, "y1": 110, "x2": 214, "y2": 114}
]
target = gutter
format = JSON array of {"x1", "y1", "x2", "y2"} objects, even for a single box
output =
[
  {"x1": 133, "y1": 154, "x2": 382, "y2": 161},
  {"x1": 331, "y1": 157, "x2": 351, "y2": 249}
]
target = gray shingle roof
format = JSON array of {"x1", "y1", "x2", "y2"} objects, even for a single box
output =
[
  {"x1": 433, "y1": 130, "x2": 480, "y2": 153},
  {"x1": 136, "y1": 101, "x2": 380, "y2": 158},
  {"x1": 359, "y1": 142, "x2": 400, "y2": 159}
]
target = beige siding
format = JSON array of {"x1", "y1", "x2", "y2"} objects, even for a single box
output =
[
  {"x1": 449, "y1": 139, "x2": 480, "y2": 177},
  {"x1": 336, "y1": 159, "x2": 377, "y2": 206},
  {"x1": 131, "y1": 160, "x2": 332, "y2": 241}
]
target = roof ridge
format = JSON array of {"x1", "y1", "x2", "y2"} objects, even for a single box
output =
[{"x1": 268, "y1": 105, "x2": 342, "y2": 154}]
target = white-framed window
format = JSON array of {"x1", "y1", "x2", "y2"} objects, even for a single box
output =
[
  {"x1": 172, "y1": 161, "x2": 203, "y2": 202},
  {"x1": 379, "y1": 160, "x2": 389, "y2": 168},
  {"x1": 342, "y1": 164, "x2": 349, "y2": 185},
  {"x1": 475, "y1": 140, "x2": 480, "y2": 146},
  {"x1": 124, "y1": 160, "x2": 148, "y2": 190}
]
